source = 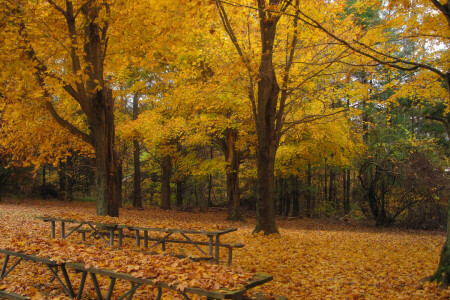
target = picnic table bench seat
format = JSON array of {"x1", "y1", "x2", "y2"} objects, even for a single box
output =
[{"x1": 0, "y1": 248, "x2": 275, "y2": 300}]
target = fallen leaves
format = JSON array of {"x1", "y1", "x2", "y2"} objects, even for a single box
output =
[{"x1": 1, "y1": 199, "x2": 450, "y2": 299}]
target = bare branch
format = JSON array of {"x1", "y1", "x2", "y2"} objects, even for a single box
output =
[
  {"x1": 282, "y1": 108, "x2": 349, "y2": 135},
  {"x1": 46, "y1": 0, "x2": 67, "y2": 17}
]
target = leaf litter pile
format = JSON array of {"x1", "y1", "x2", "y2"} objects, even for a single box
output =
[{"x1": 0, "y1": 200, "x2": 449, "y2": 299}]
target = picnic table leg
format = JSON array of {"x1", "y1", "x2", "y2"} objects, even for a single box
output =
[
  {"x1": 144, "y1": 230, "x2": 148, "y2": 248},
  {"x1": 46, "y1": 265, "x2": 75, "y2": 298},
  {"x1": 227, "y1": 247, "x2": 232, "y2": 267},
  {"x1": 77, "y1": 271, "x2": 87, "y2": 300},
  {"x1": 118, "y1": 228, "x2": 123, "y2": 247},
  {"x1": 215, "y1": 235, "x2": 220, "y2": 264},
  {"x1": 117, "y1": 282, "x2": 142, "y2": 300},
  {"x1": 135, "y1": 230, "x2": 140, "y2": 247},
  {"x1": 106, "y1": 277, "x2": 116, "y2": 300},
  {"x1": 90, "y1": 272, "x2": 104, "y2": 300},
  {"x1": 1, "y1": 255, "x2": 9, "y2": 278},
  {"x1": 61, "y1": 221, "x2": 65, "y2": 239},
  {"x1": 110, "y1": 229, "x2": 114, "y2": 246},
  {"x1": 51, "y1": 221, "x2": 55, "y2": 238},
  {"x1": 156, "y1": 287, "x2": 163, "y2": 300},
  {"x1": 1, "y1": 256, "x2": 23, "y2": 279},
  {"x1": 60, "y1": 265, "x2": 75, "y2": 297},
  {"x1": 208, "y1": 235, "x2": 213, "y2": 259}
]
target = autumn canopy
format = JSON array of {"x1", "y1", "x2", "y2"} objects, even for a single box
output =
[{"x1": 0, "y1": 0, "x2": 449, "y2": 294}]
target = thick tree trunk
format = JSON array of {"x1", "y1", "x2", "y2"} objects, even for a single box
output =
[
  {"x1": 161, "y1": 155, "x2": 172, "y2": 210},
  {"x1": 91, "y1": 90, "x2": 120, "y2": 217},
  {"x1": 253, "y1": 10, "x2": 280, "y2": 234},
  {"x1": 429, "y1": 181, "x2": 450, "y2": 286}
]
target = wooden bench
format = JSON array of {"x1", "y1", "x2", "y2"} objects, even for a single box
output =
[{"x1": 0, "y1": 248, "x2": 275, "y2": 300}]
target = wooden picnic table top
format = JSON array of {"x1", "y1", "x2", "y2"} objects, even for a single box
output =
[
  {"x1": 66, "y1": 262, "x2": 272, "y2": 299},
  {"x1": 0, "y1": 247, "x2": 272, "y2": 300},
  {"x1": 36, "y1": 216, "x2": 237, "y2": 235}
]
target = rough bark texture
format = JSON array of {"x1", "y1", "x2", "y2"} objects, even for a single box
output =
[
  {"x1": 91, "y1": 89, "x2": 120, "y2": 217},
  {"x1": 161, "y1": 155, "x2": 172, "y2": 210},
  {"x1": 253, "y1": 7, "x2": 280, "y2": 234}
]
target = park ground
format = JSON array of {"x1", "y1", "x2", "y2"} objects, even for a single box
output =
[{"x1": 0, "y1": 199, "x2": 449, "y2": 299}]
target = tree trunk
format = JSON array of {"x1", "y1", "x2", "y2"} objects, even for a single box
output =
[
  {"x1": 58, "y1": 159, "x2": 66, "y2": 201},
  {"x1": 253, "y1": 9, "x2": 280, "y2": 234},
  {"x1": 343, "y1": 168, "x2": 350, "y2": 214},
  {"x1": 91, "y1": 89, "x2": 120, "y2": 217},
  {"x1": 224, "y1": 129, "x2": 243, "y2": 221},
  {"x1": 133, "y1": 139, "x2": 142, "y2": 208},
  {"x1": 176, "y1": 179, "x2": 184, "y2": 208},
  {"x1": 291, "y1": 175, "x2": 299, "y2": 217},
  {"x1": 132, "y1": 93, "x2": 142, "y2": 208},
  {"x1": 305, "y1": 162, "x2": 312, "y2": 217},
  {"x1": 66, "y1": 153, "x2": 74, "y2": 201},
  {"x1": 161, "y1": 155, "x2": 172, "y2": 210}
]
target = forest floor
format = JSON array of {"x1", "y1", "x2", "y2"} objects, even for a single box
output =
[{"x1": 0, "y1": 198, "x2": 448, "y2": 299}]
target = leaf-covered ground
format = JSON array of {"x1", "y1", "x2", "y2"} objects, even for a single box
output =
[{"x1": 0, "y1": 199, "x2": 448, "y2": 299}]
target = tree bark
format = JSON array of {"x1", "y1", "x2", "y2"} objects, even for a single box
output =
[
  {"x1": 223, "y1": 129, "x2": 243, "y2": 221},
  {"x1": 161, "y1": 155, "x2": 172, "y2": 210},
  {"x1": 253, "y1": 3, "x2": 281, "y2": 234},
  {"x1": 176, "y1": 179, "x2": 184, "y2": 208},
  {"x1": 132, "y1": 93, "x2": 142, "y2": 208},
  {"x1": 305, "y1": 162, "x2": 312, "y2": 217},
  {"x1": 58, "y1": 159, "x2": 67, "y2": 201},
  {"x1": 91, "y1": 89, "x2": 120, "y2": 217}
]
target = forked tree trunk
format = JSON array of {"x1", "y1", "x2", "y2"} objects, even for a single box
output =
[{"x1": 252, "y1": 3, "x2": 281, "y2": 234}]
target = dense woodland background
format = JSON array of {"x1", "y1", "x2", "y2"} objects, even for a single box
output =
[{"x1": 0, "y1": 0, "x2": 448, "y2": 231}]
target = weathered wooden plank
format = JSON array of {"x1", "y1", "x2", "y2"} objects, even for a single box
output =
[
  {"x1": 0, "y1": 249, "x2": 59, "y2": 266},
  {"x1": 0, "y1": 290, "x2": 30, "y2": 300},
  {"x1": 65, "y1": 262, "x2": 269, "y2": 300},
  {"x1": 127, "y1": 226, "x2": 237, "y2": 236}
]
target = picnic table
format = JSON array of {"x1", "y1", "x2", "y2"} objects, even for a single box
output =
[
  {"x1": 0, "y1": 248, "x2": 275, "y2": 300},
  {"x1": 36, "y1": 216, "x2": 239, "y2": 265}
]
